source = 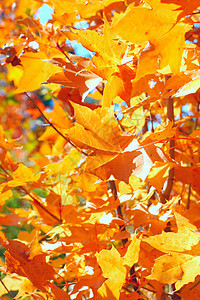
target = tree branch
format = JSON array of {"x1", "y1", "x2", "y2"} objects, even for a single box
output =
[
  {"x1": 161, "y1": 96, "x2": 175, "y2": 203},
  {"x1": 110, "y1": 180, "x2": 128, "y2": 245}
]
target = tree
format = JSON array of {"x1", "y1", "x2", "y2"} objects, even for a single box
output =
[{"x1": 0, "y1": 0, "x2": 200, "y2": 299}]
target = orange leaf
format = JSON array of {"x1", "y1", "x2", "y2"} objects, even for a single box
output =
[{"x1": 0, "y1": 236, "x2": 57, "y2": 293}]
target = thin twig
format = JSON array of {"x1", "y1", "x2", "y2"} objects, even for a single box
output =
[
  {"x1": 187, "y1": 184, "x2": 191, "y2": 209},
  {"x1": 20, "y1": 186, "x2": 61, "y2": 223},
  {"x1": 0, "y1": 165, "x2": 61, "y2": 223},
  {"x1": 114, "y1": 113, "x2": 125, "y2": 132},
  {"x1": 24, "y1": 92, "x2": 88, "y2": 156},
  {"x1": 109, "y1": 181, "x2": 139, "y2": 290},
  {"x1": 56, "y1": 42, "x2": 72, "y2": 62},
  {"x1": 0, "y1": 278, "x2": 15, "y2": 300}
]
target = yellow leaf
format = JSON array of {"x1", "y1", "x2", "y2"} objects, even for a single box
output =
[
  {"x1": 148, "y1": 162, "x2": 176, "y2": 192},
  {"x1": 15, "y1": 52, "x2": 62, "y2": 93},
  {"x1": 112, "y1": 1, "x2": 190, "y2": 79},
  {"x1": 123, "y1": 234, "x2": 140, "y2": 272},
  {"x1": 147, "y1": 253, "x2": 200, "y2": 291},
  {"x1": 96, "y1": 246, "x2": 126, "y2": 299},
  {"x1": 96, "y1": 246, "x2": 126, "y2": 280},
  {"x1": 44, "y1": 149, "x2": 82, "y2": 176},
  {"x1": 144, "y1": 212, "x2": 200, "y2": 252},
  {"x1": 8, "y1": 164, "x2": 40, "y2": 187},
  {"x1": 0, "y1": 275, "x2": 22, "y2": 296},
  {"x1": 112, "y1": 1, "x2": 180, "y2": 45}
]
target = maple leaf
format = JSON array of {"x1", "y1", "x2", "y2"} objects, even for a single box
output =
[
  {"x1": 7, "y1": 163, "x2": 41, "y2": 187},
  {"x1": 112, "y1": 1, "x2": 191, "y2": 78},
  {"x1": 144, "y1": 212, "x2": 200, "y2": 253},
  {"x1": 15, "y1": 52, "x2": 63, "y2": 93},
  {"x1": 46, "y1": 58, "x2": 101, "y2": 100},
  {"x1": 96, "y1": 245, "x2": 126, "y2": 299},
  {"x1": 146, "y1": 253, "x2": 200, "y2": 290}
]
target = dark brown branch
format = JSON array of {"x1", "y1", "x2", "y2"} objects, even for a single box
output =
[
  {"x1": 110, "y1": 180, "x2": 128, "y2": 245},
  {"x1": 149, "y1": 110, "x2": 154, "y2": 133},
  {"x1": 24, "y1": 92, "x2": 88, "y2": 156},
  {"x1": 142, "y1": 118, "x2": 148, "y2": 135},
  {"x1": 109, "y1": 180, "x2": 139, "y2": 290},
  {"x1": 96, "y1": 86, "x2": 104, "y2": 96},
  {"x1": 187, "y1": 184, "x2": 191, "y2": 209},
  {"x1": 162, "y1": 96, "x2": 175, "y2": 203}
]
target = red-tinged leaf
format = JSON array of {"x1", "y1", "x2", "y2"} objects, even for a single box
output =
[
  {"x1": 86, "y1": 150, "x2": 140, "y2": 183},
  {"x1": 45, "y1": 60, "x2": 101, "y2": 100},
  {"x1": 125, "y1": 139, "x2": 169, "y2": 181},
  {"x1": 0, "y1": 214, "x2": 26, "y2": 226},
  {"x1": 49, "y1": 282, "x2": 70, "y2": 300}
]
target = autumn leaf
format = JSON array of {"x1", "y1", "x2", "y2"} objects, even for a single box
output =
[
  {"x1": 15, "y1": 52, "x2": 62, "y2": 93},
  {"x1": 7, "y1": 163, "x2": 40, "y2": 187},
  {"x1": 112, "y1": 1, "x2": 191, "y2": 78},
  {"x1": 96, "y1": 246, "x2": 126, "y2": 299},
  {"x1": 146, "y1": 252, "x2": 200, "y2": 291},
  {"x1": 123, "y1": 234, "x2": 141, "y2": 272},
  {"x1": 46, "y1": 58, "x2": 101, "y2": 100},
  {"x1": 144, "y1": 212, "x2": 200, "y2": 253}
]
